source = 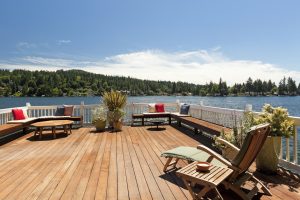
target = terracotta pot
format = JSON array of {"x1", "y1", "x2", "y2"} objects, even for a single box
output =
[
  {"x1": 94, "y1": 120, "x2": 106, "y2": 132},
  {"x1": 113, "y1": 121, "x2": 123, "y2": 132},
  {"x1": 256, "y1": 136, "x2": 282, "y2": 173}
]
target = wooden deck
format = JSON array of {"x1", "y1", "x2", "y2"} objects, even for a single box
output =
[{"x1": 0, "y1": 125, "x2": 299, "y2": 200}]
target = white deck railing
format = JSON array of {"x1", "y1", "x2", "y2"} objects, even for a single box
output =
[{"x1": 0, "y1": 101, "x2": 299, "y2": 172}]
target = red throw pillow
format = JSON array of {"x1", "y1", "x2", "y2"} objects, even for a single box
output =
[
  {"x1": 12, "y1": 109, "x2": 26, "y2": 120},
  {"x1": 64, "y1": 105, "x2": 74, "y2": 116},
  {"x1": 155, "y1": 104, "x2": 165, "y2": 112}
]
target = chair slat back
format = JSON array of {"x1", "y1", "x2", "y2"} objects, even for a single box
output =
[{"x1": 231, "y1": 123, "x2": 270, "y2": 174}]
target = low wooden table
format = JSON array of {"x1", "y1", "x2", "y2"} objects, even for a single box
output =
[
  {"x1": 31, "y1": 120, "x2": 73, "y2": 139},
  {"x1": 176, "y1": 162, "x2": 233, "y2": 200}
]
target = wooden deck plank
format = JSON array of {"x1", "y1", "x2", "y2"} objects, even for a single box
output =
[
  {"x1": 60, "y1": 131, "x2": 103, "y2": 200},
  {"x1": 6, "y1": 128, "x2": 87, "y2": 200},
  {"x1": 37, "y1": 128, "x2": 93, "y2": 200},
  {"x1": 106, "y1": 132, "x2": 118, "y2": 200},
  {"x1": 137, "y1": 127, "x2": 190, "y2": 200},
  {"x1": 94, "y1": 132, "x2": 112, "y2": 200},
  {"x1": 83, "y1": 132, "x2": 108, "y2": 200},
  {"x1": 71, "y1": 132, "x2": 104, "y2": 200},
  {"x1": 0, "y1": 126, "x2": 298, "y2": 200},
  {"x1": 129, "y1": 127, "x2": 165, "y2": 200},
  {"x1": 0, "y1": 130, "x2": 78, "y2": 199},
  {"x1": 139, "y1": 127, "x2": 193, "y2": 199},
  {"x1": 116, "y1": 132, "x2": 129, "y2": 200},
  {"x1": 123, "y1": 127, "x2": 153, "y2": 200},
  {"x1": 133, "y1": 127, "x2": 177, "y2": 200},
  {"x1": 120, "y1": 128, "x2": 141, "y2": 200}
]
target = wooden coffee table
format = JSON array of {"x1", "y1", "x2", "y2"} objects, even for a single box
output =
[{"x1": 31, "y1": 120, "x2": 73, "y2": 139}]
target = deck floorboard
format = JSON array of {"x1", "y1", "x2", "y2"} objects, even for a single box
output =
[{"x1": 0, "y1": 126, "x2": 299, "y2": 200}]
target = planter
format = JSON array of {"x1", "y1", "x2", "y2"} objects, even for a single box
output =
[
  {"x1": 256, "y1": 136, "x2": 282, "y2": 173},
  {"x1": 113, "y1": 121, "x2": 123, "y2": 132},
  {"x1": 107, "y1": 111, "x2": 114, "y2": 128},
  {"x1": 93, "y1": 120, "x2": 106, "y2": 132}
]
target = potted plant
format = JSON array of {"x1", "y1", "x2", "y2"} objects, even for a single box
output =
[
  {"x1": 91, "y1": 105, "x2": 107, "y2": 132},
  {"x1": 103, "y1": 90, "x2": 127, "y2": 129},
  {"x1": 108, "y1": 108, "x2": 125, "y2": 131},
  {"x1": 254, "y1": 104, "x2": 294, "y2": 173}
]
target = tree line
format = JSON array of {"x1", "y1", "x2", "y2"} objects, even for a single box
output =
[{"x1": 0, "y1": 69, "x2": 299, "y2": 97}]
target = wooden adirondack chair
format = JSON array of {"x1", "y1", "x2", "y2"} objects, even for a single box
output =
[
  {"x1": 163, "y1": 123, "x2": 272, "y2": 199},
  {"x1": 195, "y1": 123, "x2": 272, "y2": 199}
]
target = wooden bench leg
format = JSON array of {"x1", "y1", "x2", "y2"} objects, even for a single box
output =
[
  {"x1": 142, "y1": 117, "x2": 144, "y2": 126},
  {"x1": 168, "y1": 116, "x2": 171, "y2": 125}
]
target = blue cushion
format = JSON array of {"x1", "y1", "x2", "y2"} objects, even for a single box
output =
[
  {"x1": 180, "y1": 104, "x2": 190, "y2": 115},
  {"x1": 55, "y1": 106, "x2": 65, "y2": 116}
]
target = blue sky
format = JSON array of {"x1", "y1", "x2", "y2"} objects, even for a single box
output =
[{"x1": 1, "y1": 0, "x2": 300, "y2": 84}]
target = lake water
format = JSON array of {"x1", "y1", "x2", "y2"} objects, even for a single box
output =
[{"x1": 1, "y1": 96, "x2": 299, "y2": 163}]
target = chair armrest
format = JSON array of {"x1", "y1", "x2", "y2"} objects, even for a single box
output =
[
  {"x1": 215, "y1": 138, "x2": 240, "y2": 152},
  {"x1": 197, "y1": 144, "x2": 233, "y2": 167},
  {"x1": 215, "y1": 137, "x2": 240, "y2": 160}
]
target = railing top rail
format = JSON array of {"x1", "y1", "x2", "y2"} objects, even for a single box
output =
[{"x1": 0, "y1": 106, "x2": 27, "y2": 114}]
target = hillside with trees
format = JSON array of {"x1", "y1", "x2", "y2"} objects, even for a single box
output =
[{"x1": 0, "y1": 69, "x2": 299, "y2": 97}]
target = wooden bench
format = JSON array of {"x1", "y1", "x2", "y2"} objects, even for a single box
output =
[
  {"x1": 171, "y1": 115, "x2": 232, "y2": 136},
  {"x1": 0, "y1": 116, "x2": 83, "y2": 140},
  {"x1": 132, "y1": 113, "x2": 171, "y2": 126},
  {"x1": 0, "y1": 123, "x2": 24, "y2": 137}
]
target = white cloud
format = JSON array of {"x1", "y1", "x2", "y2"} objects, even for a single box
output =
[
  {"x1": 16, "y1": 42, "x2": 37, "y2": 50},
  {"x1": 57, "y1": 40, "x2": 71, "y2": 45},
  {"x1": 1, "y1": 49, "x2": 300, "y2": 85}
]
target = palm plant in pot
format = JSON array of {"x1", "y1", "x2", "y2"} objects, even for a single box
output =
[
  {"x1": 254, "y1": 104, "x2": 294, "y2": 173},
  {"x1": 91, "y1": 105, "x2": 107, "y2": 132},
  {"x1": 103, "y1": 90, "x2": 127, "y2": 129}
]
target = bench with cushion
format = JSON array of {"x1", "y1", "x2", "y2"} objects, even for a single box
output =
[
  {"x1": 0, "y1": 105, "x2": 83, "y2": 140},
  {"x1": 132, "y1": 103, "x2": 173, "y2": 126}
]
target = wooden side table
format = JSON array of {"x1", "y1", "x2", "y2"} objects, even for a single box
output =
[{"x1": 176, "y1": 162, "x2": 233, "y2": 200}]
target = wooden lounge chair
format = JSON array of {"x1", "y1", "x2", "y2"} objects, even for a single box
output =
[{"x1": 161, "y1": 123, "x2": 272, "y2": 200}]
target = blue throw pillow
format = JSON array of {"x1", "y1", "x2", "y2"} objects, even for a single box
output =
[
  {"x1": 180, "y1": 104, "x2": 190, "y2": 115},
  {"x1": 55, "y1": 106, "x2": 65, "y2": 116}
]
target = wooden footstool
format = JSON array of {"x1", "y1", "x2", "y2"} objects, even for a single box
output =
[{"x1": 176, "y1": 162, "x2": 233, "y2": 200}]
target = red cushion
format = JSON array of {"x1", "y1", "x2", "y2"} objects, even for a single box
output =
[
  {"x1": 12, "y1": 109, "x2": 26, "y2": 120},
  {"x1": 155, "y1": 104, "x2": 165, "y2": 112},
  {"x1": 64, "y1": 105, "x2": 74, "y2": 116}
]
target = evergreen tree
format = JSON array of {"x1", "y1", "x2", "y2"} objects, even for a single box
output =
[{"x1": 246, "y1": 77, "x2": 253, "y2": 95}]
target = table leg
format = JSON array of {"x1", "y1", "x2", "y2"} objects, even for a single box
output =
[
  {"x1": 34, "y1": 128, "x2": 38, "y2": 138},
  {"x1": 53, "y1": 126, "x2": 56, "y2": 139},
  {"x1": 69, "y1": 124, "x2": 72, "y2": 134},
  {"x1": 39, "y1": 127, "x2": 43, "y2": 139},
  {"x1": 182, "y1": 178, "x2": 198, "y2": 200}
]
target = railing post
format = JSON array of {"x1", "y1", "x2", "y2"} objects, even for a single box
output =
[
  {"x1": 294, "y1": 125, "x2": 298, "y2": 164},
  {"x1": 80, "y1": 101, "x2": 84, "y2": 123},
  {"x1": 286, "y1": 137, "x2": 290, "y2": 162}
]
